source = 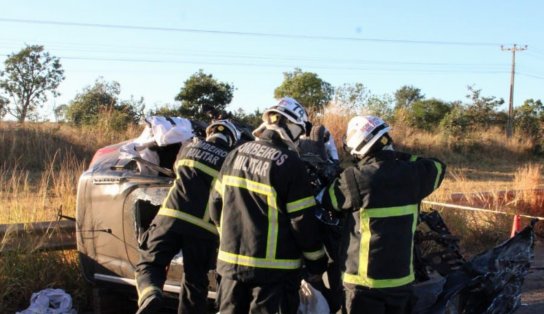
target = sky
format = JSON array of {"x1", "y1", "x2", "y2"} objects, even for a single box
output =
[{"x1": 0, "y1": 0, "x2": 543, "y2": 119}]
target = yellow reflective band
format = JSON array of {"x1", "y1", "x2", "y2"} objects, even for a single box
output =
[
  {"x1": 267, "y1": 194, "x2": 278, "y2": 259},
  {"x1": 221, "y1": 176, "x2": 280, "y2": 260},
  {"x1": 361, "y1": 204, "x2": 418, "y2": 218},
  {"x1": 343, "y1": 204, "x2": 418, "y2": 288},
  {"x1": 158, "y1": 207, "x2": 218, "y2": 235},
  {"x1": 176, "y1": 159, "x2": 219, "y2": 178},
  {"x1": 161, "y1": 181, "x2": 177, "y2": 208},
  {"x1": 137, "y1": 286, "x2": 162, "y2": 306},
  {"x1": 286, "y1": 196, "x2": 316, "y2": 214},
  {"x1": 222, "y1": 176, "x2": 275, "y2": 197},
  {"x1": 218, "y1": 250, "x2": 301, "y2": 270},
  {"x1": 214, "y1": 179, "x2": 224, "y2": 197},
  {"x1": 409, "y1": 155, "x2": 418, "y2": 162},
  {"x1": 343, "y1": 272, "x2": 415, "y2": 288},
  {"x1": 303, "y1": 246, "x2": 326, "y2": 261},
  {"x1": 328, "y1": 179, "x2": 339, "y2": 211},
  {"x1": 433, "y1": 161, "x2": 443, "y2": 189}
]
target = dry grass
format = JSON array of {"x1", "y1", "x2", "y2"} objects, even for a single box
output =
[
  {"x1": 0, "y1": 155, "x2": 86, "y2": 224},
  {"x1": 0, "y1": 250, "x2": 90, "y2": 313},
  {"x1": 1, "y1": 119, "x2": 141, "y2": 312},
  {"x1": 0, "y1": 113, "x2": 542, "y2": 311}
]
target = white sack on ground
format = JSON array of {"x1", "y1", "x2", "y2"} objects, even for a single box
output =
[{"x1": 16, "y1": 288, "x2": 77, "y2": 314}]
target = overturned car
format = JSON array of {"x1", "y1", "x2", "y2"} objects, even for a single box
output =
[{"x1": 75, "y1": 116, "x2": 537, "y2": 313}]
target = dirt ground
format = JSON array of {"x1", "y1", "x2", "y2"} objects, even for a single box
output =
[{"x1": 517, "y1": 237, "x2": 544, "y2": 313}]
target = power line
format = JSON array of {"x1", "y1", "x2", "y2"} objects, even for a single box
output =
[
  {"x1": 0, "y1": 52, "x2": 509, "y2": 75},
  {"x1": 518, "y1": 72, "x2": 544, "y2": 80},
  {"x1": 0, "y1": 17, "x2": 502, "y2": 47}
]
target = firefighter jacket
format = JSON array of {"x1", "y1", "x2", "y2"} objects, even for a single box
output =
[
  {"x1": 209, "y1": 130, "x2": 327, "y2": 283},
  {"x1": 157, "y1": 137, "x2": 231, "y2": 241},
  {"x1": 320, "y1": 150, "x2": 446, "y2": 289}
]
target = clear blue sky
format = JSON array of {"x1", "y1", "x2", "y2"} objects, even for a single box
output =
[{"x1": 1, "y1": 0, "x2": 542, "y2": 118}]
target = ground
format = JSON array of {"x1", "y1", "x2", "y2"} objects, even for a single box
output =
[{"x1": 518, "y1": 237, "x2": 544, "y2": 313}]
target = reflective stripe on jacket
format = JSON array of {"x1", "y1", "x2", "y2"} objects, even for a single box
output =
[
  {"x1": 209, "y1": 130, "x2": 327, "y2": 283},
  {"x1": 322, "y1": 150, "x2": 446, "y2": 288},
  {"x1": 158, "y1": 138, "x2": 230, "y2": 240}
]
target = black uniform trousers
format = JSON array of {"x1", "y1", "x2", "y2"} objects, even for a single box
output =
[
  {"x1": 217, "y1": 276, "x2": 300, "y2": 314},
  {"x1": 312, "y1": 221, "x2": 344, "y2": 313},
  {"x1": 137, "y1": 216, "x2": 217, "y2": 314},
  {"x1": 343, "y1": 284, "x2": 413, "y2": 314}
]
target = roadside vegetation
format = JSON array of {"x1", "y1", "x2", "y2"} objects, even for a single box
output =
[{"x1": 0, "y1": 44, "x2": 543, "y2": 312}]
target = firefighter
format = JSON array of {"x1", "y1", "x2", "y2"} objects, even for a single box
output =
[
  {"x1": 135, "y1": 119, "x2": 241, "y2": 314},
  {"x1": 209, "y1": 97, "x2": 327, "y2": 314},
  {"x1": 319, "y1": 115, "x2": 446, "y2": 314}
]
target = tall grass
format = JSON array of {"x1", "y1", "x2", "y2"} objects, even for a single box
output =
[
  {"x1": 0, "y1": 153, "x2": 87, "y2": 224},
  {"x1": 0, "y1": 113, "x2": 542, "y2": 311},
  {"x1": 0, "y1": 118, "x2": 140, "y2": 312},
  {"x1": 0, "y1": 250, "x2": 90, "y2": 314}
]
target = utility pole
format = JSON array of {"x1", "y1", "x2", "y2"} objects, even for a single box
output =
[{"x1": 501, "y1": 44, "x2": 527, "y2": 138}]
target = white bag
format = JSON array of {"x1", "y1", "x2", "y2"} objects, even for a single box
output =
[
  {"x1": 16, "y1": 288, "x2": 77, "y2": 314},
  {"x1": 297, "y1": 280, "x2": 330, "y2": 314}
]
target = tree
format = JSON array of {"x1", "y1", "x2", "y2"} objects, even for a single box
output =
[
  {"x1": 333, "y1": 83, "x2": 370, "y2": 113},
  {"x1": 232, "y1": 107, "x2": 262, "y2": 129},
  {"x1": 0, "y1": 45, "x2": 64, "y2": 122},
  {"x1": 66, "y1": 78, "x2": 144, "y2": 129},
  {"x1": 274, "y1": 68, "x2": 333, "y2": 112},
  {"x1": 394, "y1": 85, "x2": 424, "y2": 110},
  {"x1": 365, "y1": 94, "x2": 394, "y2": 121},
  {"x1": 409, "y1": 99, "x2": 452, "y2": 131},
  {"x1": 440, "y1": 102, "x2": 471, "y2": 138},
  {"x1": 465, "y1": 85, "x2": 505, "y2": 129},
  {"x1": 514, "y1": 99, "x2": 543, "y2": 139},
  {"x1": 175, "y1": 70, "x2": 235, "y2": 120},
  {"x1": 0, "y1": 96, "x2": 8, "y2": 118}
]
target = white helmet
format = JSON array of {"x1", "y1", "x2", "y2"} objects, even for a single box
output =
[
  {"x1": 345, "y1": 115, "x2": 391, "y2": 157},
  {"x1": 260, "y1": 97, "x2": 310, "y2": 142},
  {"x1": 205, "y1": 119, "x2": 241, "y2": 147}
]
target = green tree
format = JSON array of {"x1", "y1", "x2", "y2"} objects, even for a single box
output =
[
  {"x1": 66, "y1": 78, "x2": 144, "y2": 129},
  {"x1": 514, "y1": 99, "x2": 543, "y2": 139},
  {"x1": 440, "y1": 102, "x2": 471, "y2": 138},
  {"x1": 409, "y1": 99, "x2": 452, "y2": 131},
  {"x1": 394, "y1": 85, "x2": 424, "y2": 110},
  {"x1": 274, "y1": 68, "x2": 333, "y2": 112},
  {"x1": 365, "y1": 94, "x2": 394, "y2": 121},
  {"x1": 175, "y1": 70, "x2": 235, "y2": 120},
  {"x1": 0, "y1": 45, "x2": 65, "y2": 122},
  {"x1": 333, "y1": 83, "x2": 370, "y2": 113},
  {"x1": 232, "y1": 107, "x2": 262, "y2": 129},
  {"x1": 465, "y1": 85, "x2": 504, "y2": 129},
  {"x1": 149, "y1": 103, "x2": 183, "y2": 117}
]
